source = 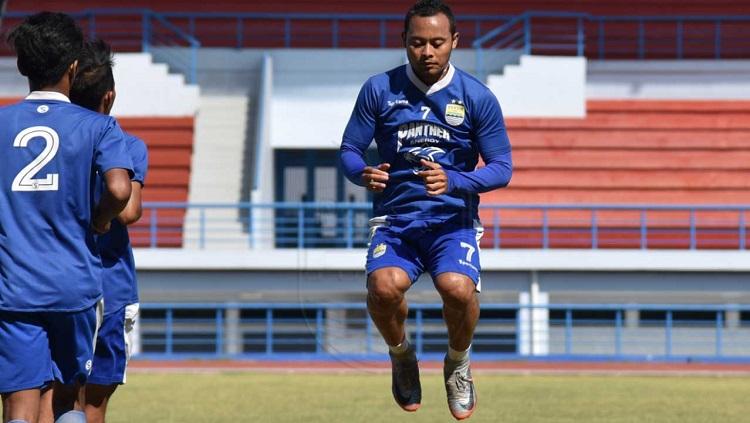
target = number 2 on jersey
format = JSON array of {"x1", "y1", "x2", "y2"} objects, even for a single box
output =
[{"x1": 11, "y1": 126, "x2": 60, "y2": 192}]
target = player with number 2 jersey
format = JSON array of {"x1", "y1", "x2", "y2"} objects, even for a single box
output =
[{"x1": 0, "y1": 12, "x2": 133, "y2": 423}]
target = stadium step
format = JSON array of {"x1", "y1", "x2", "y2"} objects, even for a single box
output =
[{"x1": 183, "y1": 95, "x2": 251, "y2": 249}]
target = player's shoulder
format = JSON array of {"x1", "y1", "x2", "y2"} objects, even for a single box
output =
[
  {"x1": 124, "y1": 131, "x2": 147, "y2": 151},
  {"x1": 364, "y1": 64, "x2": 408, "y2": 91},
  {"x1": 1, "y1": 100, "x2": 117, "y2": 130},
  {"x1": 61, "y1": 102, "x2": 119, "y2": 128},
  {"x1": 124, "y1": 131, "x2": 148, "y2": 162},
  {"x1": 0, "y1": 99, "x2": 23, "y2": 112}
]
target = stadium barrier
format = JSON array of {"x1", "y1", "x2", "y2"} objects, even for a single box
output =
[
  {"x1": 4, "y1": 10, "x2": 749, "y2": 82},
  {"x1": 134, "y1": 302, "x2": 750, "y2": 362},
  {"x1": 2, "y1": 9, "x2": 201, "y2": 83},
  {"x1": 135, "y1": 202, "x2": 750, "y2": 250},
  {"x1": 473, "y1": 12, "x2": 750, "y2": 80}
]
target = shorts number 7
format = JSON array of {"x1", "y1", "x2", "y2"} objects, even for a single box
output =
[{"x1": 460, "y1": 242, "x2": 475, "y2": 262}]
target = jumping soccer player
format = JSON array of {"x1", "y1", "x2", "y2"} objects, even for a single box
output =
[
  {"x1": 50, "y1": 39, "x2": 145, "y2": 423},
  {"x1": 339, "y1": 0, "x2": 512, "y2": 419},
  {"x1": 0, "y1": 13, "x2": 133, "y2": 423}
]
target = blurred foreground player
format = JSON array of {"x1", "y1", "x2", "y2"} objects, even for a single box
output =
[
  {"x1": 0, "y1": 12, "x2": 132, "y2": 423},
  {"x1": 339, "y1": 0, "x2": 512, "y2": 419}
]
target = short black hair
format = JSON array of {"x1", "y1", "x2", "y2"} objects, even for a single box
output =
[
  {"x1": 70, "y1": 39, "x2": 115, "y2": 112},
  {"x1": 404, "y1": 0, "x2": 456, "y2": 35},
  {"x1": 7, "y1": 12, "x2": 83, "y2": 90}
]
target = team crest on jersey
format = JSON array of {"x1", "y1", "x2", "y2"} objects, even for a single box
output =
[
  {"x1": 372, "y1": 243, "x2": 387, "y2": 259},
  {"x1": 445, "y1": 103, "x2": 465, "y2": 126}
]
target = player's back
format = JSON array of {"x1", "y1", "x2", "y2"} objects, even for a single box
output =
[{"x1": 0, "y1": 93, "x2": 129, "y2": 312}]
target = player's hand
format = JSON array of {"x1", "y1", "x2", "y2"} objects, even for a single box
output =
[
  {"x1": 362, "y1": 163, "x2": 390, "y2": 192},
  {"x1": 417, "y1": 159, "x2": 449, "y2": 196},
  {"x1": 91, "y1": 210, "x2": 112, "y2": 235},
  {"x1": 92, "y1": 219, "x2": 111, "y2": 235}
]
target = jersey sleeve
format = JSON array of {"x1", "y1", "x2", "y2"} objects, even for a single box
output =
[
  {"x1": 94, "y1": 118, "x2": 134, "y2": 177},
  {"x1": 127, "y1": 136, "x2": 149, "y2": 186},
  {"x1": 446, "y1": 89, "x2": 512, "y2": 194},
  {"x1": 340, "y1": 77, "x2": 380, "y2": 186}
]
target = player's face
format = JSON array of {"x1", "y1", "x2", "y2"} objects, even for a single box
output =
[{"x1": 403, "y1": 13, "x2": 458, "y2": 86}]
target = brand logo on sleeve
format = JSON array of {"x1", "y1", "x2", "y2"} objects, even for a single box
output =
[{"x1": 387, "y1": 99, "x2": 410, "y2": 107}]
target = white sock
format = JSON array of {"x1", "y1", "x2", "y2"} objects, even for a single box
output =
[
  {"x1": 448, "y1": 345, "x2": 470, "y2": 361},
  {"x1": 389, "y1": 338, "x2": 410, "y2": 355}
]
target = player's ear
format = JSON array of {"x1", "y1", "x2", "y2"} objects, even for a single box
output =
[
  {"x1": 67, "y1": 60, "x2": 79, "y2": 84},
  {"x1": 402, "y1": 31, "x2": 407, "y2": 48},
  {"x1": 100, "y1": 90, "x2": 115, "y2": 115},
  {"x1": 451, "y1": 32, "x2": 459, "y2": 49}
]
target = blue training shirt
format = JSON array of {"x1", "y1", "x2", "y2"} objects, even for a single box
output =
[
  {"x1": 340, "y1": 64, "x2": 512, "y2": 228},
  {"x1": 95, "y1": 133, "x2": 148, "y2": 315},
  {"x1": 0, "y1": 91, "x2": 133, "y2": 312}
]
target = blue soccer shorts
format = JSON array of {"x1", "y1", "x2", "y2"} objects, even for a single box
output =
[
  {"x1": 88, "y1": 303, "x2": 139, "y2": 386},
  {"x1": 366, "y1": 216, "x2": 484, "y2": 291},
  {"x1": 0, "y1": 301, "x2": 102, "y2": 394}
]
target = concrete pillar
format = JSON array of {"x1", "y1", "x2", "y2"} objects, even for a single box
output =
[
  {"x1": 726, "y1": 310, "x2": 741, "y2": 329},
  {"x1": 519, "y1": 271, "x2": 549, "y2": 356},
  {"x1": 625, "y1": 309, "x2": 640, "y2": 329},
  {"x1": 225, "y1": 307, "x2": 242, "y2": 355}
]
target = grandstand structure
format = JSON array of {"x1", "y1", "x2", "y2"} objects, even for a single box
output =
[{"x1": 2, "y1": 1, "x2": 750, "y2": 360}]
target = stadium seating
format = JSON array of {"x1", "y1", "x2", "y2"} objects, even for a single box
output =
[
  {"x1": 6, "y1": 2, "x2": 749, "y2": 56},
  {"x1": 478, "y1": 100, "x2": 750, "y2": 248},
  {"x1": 10, "y1": 0, "x2": 750, "y2": 15},
  {"x1": 118, "y1": 118, "x2": 194, "y2": 247}
]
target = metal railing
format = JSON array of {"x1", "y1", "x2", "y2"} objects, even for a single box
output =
[
  {"x1": 135, "y1": 302, "x2": 750, "y2": 361},
  {"x1": 473, "y1": 11, "x2": 750, "y2": 80},
  {"x1": 4, "y1": 9, "x2": 201, "y2": 84},
  {"x1": 158, "y1": 12, "x2": 511, "y2": 49},
  {"x1": 5, "y1": 10, "x2": 749, "y2": 83},
  {"x1": 135, "y1": 202, "x2": 750, "y2": 250}
]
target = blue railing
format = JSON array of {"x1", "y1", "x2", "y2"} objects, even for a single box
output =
[
  {"x1": 3, "y1": 9, "x2": 508, "y2": 51},
  {"x1": 157, "y1": 12, "x2": 511, "y2": 49},
  {"x1": 4, "y1": 9, "x2": 201, "y2": 84},
  {"x1": 473, "y1": 11, "x2": 750, "y2": 80},
  {"x1": 135, "y1": 302, "x2": 750, "y2": 362},
  {"x1": 136, "y1": 202, "x2": 750, "y2": 251},
  {"x1": 5, "y1": 10, "x2": 749, "y2": 83},
  {"x1": 144, "y1": 11, "x2": 200, "y2": 84}
]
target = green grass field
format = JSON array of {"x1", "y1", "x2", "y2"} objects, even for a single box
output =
[{"x1": 107, "y1": 372, "x2": 750, "y2": 422}]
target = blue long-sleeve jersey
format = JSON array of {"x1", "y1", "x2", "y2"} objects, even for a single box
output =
[{"x1": 340, "y1": 63, "x2": 512, "y2": 226}]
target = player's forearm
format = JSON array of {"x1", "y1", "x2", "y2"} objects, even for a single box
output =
[
  {"x1": 117, "y1": 182, "x2": 142, "y2": 225},
  {"x1": 96, "y1": 169, "x2": 132, "y2": 225},
  {"x1": 446, "y1": 154, "x2": 513, "y2": 194},
  {"x1": 339, "y1": 144, "x2": 369, "y2": 186}
]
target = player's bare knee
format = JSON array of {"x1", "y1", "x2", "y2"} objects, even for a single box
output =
[
  {"x1": 367, "y1": 270, "x2": 408, "y2": 307},
  {"x1": 367, "y1": 282, "x2": 403, "y2": 307},
  {"x1": 436, "y1": 274, "x2": 476, "y2": 307}
]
